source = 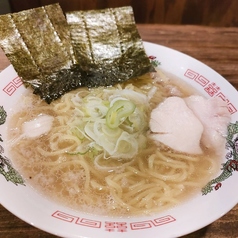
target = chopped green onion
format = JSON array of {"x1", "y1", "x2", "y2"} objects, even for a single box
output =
[{"x1": 106, "y1": 100, "x2": 136, "y2": 129}]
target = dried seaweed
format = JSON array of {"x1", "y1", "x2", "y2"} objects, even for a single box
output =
[
  {"x1": 66, "y1": 6, "x2": 154, "y2": 87},
  {"x1": 44, "y1": 4, "x2": 76, "y2": 64},
  {"x1": 0, "y1": 3, "x2": 75, "y2": 98},
  {"x1": 0, "y1": 14, "x2": 42, "y2": 84},
  {"x1": 0, "y1": 4, "x2": 154, "y2": 103}
]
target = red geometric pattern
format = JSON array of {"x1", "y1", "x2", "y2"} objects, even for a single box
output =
[
  {"x1": 184, "y1": 69, "x2": 237, "y2": 114},
  {"x1": 184, "y1": 69, "x2": 210, "y2": 86},
  {"x1": 105, "y1": 222, "x2": 127, "y2": 232},
  {"x1": 52, "y1": 211, "x2": 78, "y2": 223},
  {"x1": 184, "y1": 69, "x2": 199, "y2": 80},
  {"x1": 76, "y1": 218, "x2": 101, "y2": 228},
  {"x1": 195, "y1": 75, "x2": 209, "y2": 87},
  {"x1": 217, "y1": 92, "x2": 230, "y2": 103},
  {"x1": 153, "y1": 215, "x2": 176, "y2": 226},
  {"x1": 130, "y1": 215, "x2": 176, "y2": 230},
  {"x1": 216, "y1": 92, "x2": 237, "y2": 114},
  {"x1": 52, "y1": 211, "x2": 176, "y2": 232},
  {"x1": 130, "y1": 220, "x2": 153, "y2": 230},
  {"x1": 52, "y1": 211, "x2": 102, "y2": 228},
  {"x1": 204, "y1": 82, "x2": 220, "y2": 97},
  {"x1": 3, "y1": 76, "x2": 23, "y2": 96}
]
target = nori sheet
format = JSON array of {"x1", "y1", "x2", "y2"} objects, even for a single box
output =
[
  {"x1": 0, "y1": 14, "x2": 42, "y2": 84},
  {"x1": 66, "y1": 6, "x2": 154, "y2": 87},
  {"x1": 0, "y1": 4, "x2": 154, "y2": 103},
  {"x1": 0, "y1": 3, "x2": 75, "y2": 101}
]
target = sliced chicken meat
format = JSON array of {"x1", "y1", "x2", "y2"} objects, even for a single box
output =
[
  {"x1": 149, "y1": 96, "x2": 204, "y2": 154},
  {"x1": 185, "y1": 95, "x2": 231, "y2": 152}
]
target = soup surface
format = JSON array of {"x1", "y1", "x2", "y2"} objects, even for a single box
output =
[{"x1": 7, "y1": 70, "x2": 220, "y2": 216}]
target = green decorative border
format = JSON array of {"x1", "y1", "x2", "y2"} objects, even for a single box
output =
[
  {"x1": 0, "y1": 106, "x2": 25, "y2": 186},
  {"x1": 202, "y1": 121, "x2": 238, "y2": 195},
  {"x1": 149, "y1": 55, "x2": 160, "y2": 67}
]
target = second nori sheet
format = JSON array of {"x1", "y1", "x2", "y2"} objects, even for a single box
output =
[{"x1": 66, "y1": 6, "x2": 154, "y2": 87}]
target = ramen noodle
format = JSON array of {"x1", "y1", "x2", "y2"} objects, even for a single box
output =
[{"x1": 7, "y1": 70, "x2": 221, "y2": 216}]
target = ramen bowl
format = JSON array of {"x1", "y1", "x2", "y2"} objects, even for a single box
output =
[{"x1": 0, "y1": 42, "x2": 238, "y2": 238}]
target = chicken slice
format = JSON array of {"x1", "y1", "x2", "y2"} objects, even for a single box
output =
[
  {"x1": 149, "y1": 96, "x2": 204, "y2": 154},
  {"x1": 185, "y1": 95, "x2": 231, "y2": 152}
]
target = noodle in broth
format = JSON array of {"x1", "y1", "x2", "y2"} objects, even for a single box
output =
[{"x1": 7, "y1": 70, "x2": 220, "y2": 216}]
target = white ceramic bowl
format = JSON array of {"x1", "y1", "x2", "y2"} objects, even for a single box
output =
[{"x1": 0, "y1": 42, "x2": 238, "y2": 238}]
